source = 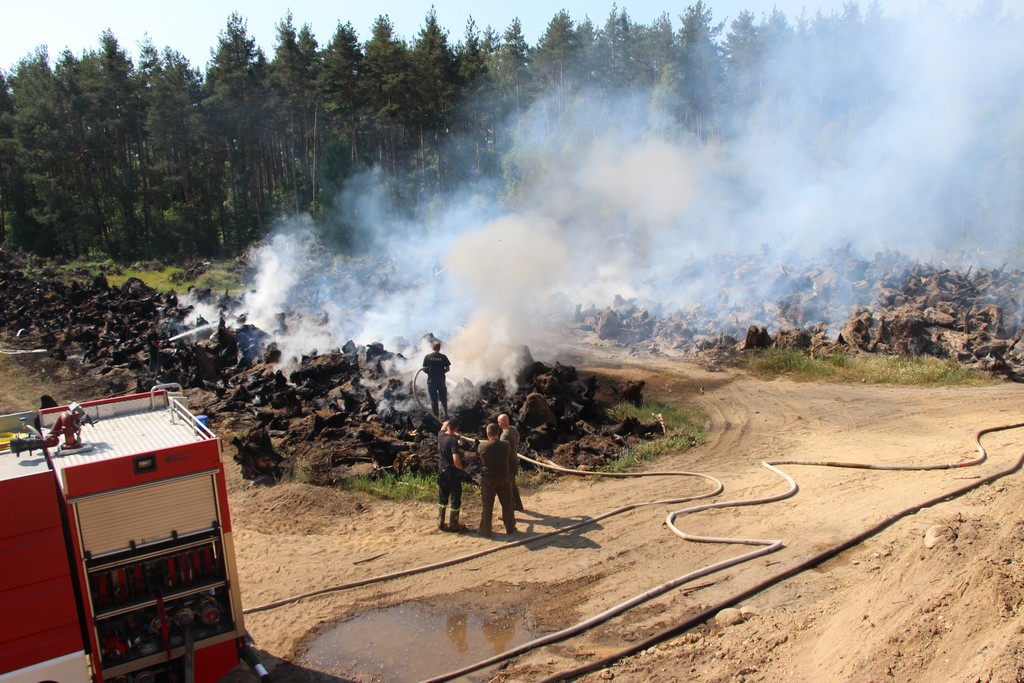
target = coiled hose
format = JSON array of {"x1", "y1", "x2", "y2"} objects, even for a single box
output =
[{"x1": 531, "y1": 421, "x2": 1024, "y2": 683}]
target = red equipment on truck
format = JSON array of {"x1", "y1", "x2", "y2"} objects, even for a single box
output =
[{"x1": 0, "y1": 385, "x2": 263, "y2": 683}]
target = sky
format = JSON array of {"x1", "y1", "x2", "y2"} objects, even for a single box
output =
[{"x1": 0, "y1": 0, "x2": 1000, "y2": 73}]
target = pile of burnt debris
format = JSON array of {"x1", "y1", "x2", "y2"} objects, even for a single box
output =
[
  {"x1": 0, "y1": 253, "x2": 664, "y2": 484},
  {"x1": 2, "y1": 246, "x2": 1022, "y2": 486},
  {"x1": 226, "y1": 351, "x2": 664, "y2": 487},
  {"x1": 577, "y1": 249, "x2": 1024, "y2": 380}
]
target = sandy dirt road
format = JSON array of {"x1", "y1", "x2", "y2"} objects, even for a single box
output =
[
  {"x1": 221, "y1": 356, "x2": 1024, "y2": 683},
  {"x1": 4, "y1": 349, "x2": 1023, "y2": 682}
]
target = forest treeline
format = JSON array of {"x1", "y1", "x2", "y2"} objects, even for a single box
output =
[{"x1": 0, "y1": 2, "x2": 1012, "y2": 261}]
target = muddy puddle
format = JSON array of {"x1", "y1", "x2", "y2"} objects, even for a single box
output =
[{"x1": 301, "y1": 602, "x2": 540, "y2": 682}]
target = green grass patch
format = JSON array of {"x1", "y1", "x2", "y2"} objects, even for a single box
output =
[
  {"x1": 605, "y1": 434, "x2": 706, "y2": 473},
  {"x1": 604, "y1": 399, "x2": 708, "y2": 472},
  {"x1": 106, "y1": 263, "x2": 243, "y2": 294},
  {"x1": 106, "y1": 266, "x2": 186, "y2": 292},
  {"x1": 37, "y1": 258, "x2": 244, "y2": 295},
  {"x1": 37, "y1": 258, "x2": 123, "y2": 283},
  {"x1": 607, "y1": 399, "x2": 701, "y2": 432},
  {"x1": 345, "y1": 471, "x2": 480, "y2": 502},
  {"x1": 191, "y1": 264, "x2": 244, "y2": 294},
  {"x1": 742, "y1": 348, "x2": 994, "y2": 386}
]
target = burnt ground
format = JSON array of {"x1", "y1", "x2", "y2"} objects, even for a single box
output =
[{"x1": 0, "y1": 252, "x2": 677, "y2": 488}]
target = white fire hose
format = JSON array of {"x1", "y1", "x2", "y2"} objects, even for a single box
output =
[
  {"x1": 244, "y1": 464, "x2": 725, "y2": 614},
  {"x1": 534, "y1": 421, "x2": 1024, "y2": 682},
  {"x1": 242, "y1": 392, "x2": 1024, "y2": 683}
]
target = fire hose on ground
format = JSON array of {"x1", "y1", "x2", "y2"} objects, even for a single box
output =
[
  {"x1": 411, "y1": 367, "x2": 443, "y2": 418},
  {"x1": 243, "y1": 465, "x2": 726, "y2": 614},
  {"x1": 418, "y1": 460, "x2": 795, "y2": 683},
  {"x1": 244, "y1": 371, "x2": 1024, "y2": 683},
  {"x1": 533, "y1": 421, "x2": 1024, "y2": 683},
  {"x1": 425, "y1": 423, "x2": 1023, "y2": 683}
]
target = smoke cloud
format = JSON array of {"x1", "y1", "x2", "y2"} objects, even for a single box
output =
[{"x1": 189, "y1": 3, "x2": 1024, "y2": 394}]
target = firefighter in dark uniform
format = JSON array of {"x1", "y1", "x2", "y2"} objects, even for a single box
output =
[
  {"x1": 437, "y1": 417, "x2": 470, "y2": 532},
  {"x1": 498, "y1": 413, "x2": 524, "y2": 511},
  {"x1": 146, "y1": 322, "x2": 161, "y2": 378},
  {"x1": 474, "y1": 423, "x2": 517, "y2": 538},
  {"x1": 422, "y1": 340, "x2": 451, "y2": 418}
]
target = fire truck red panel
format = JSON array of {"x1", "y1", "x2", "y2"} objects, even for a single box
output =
[
  {"x1": 2, "y1": 392, "x2": 245, "y2": 682},
  {"x1": 0, "y1": 579, "x2": 83, "y2": 673},
  {"x1": 0, "y1": 471, "x2": 61, "y2": 537},
  {"x1": 193, "y1": 639, "x2": 244, "y2": 683},
  {"x1": 3, "y1": 525, "x2": 75, "y2": 589},
  {"x1": 60, "y1": 442, "x2": 221, "y2": 498},
  {"x1": 0, "y1": 471, "x2": 84, "y2": 675}
]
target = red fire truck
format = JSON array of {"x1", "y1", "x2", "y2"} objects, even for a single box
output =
[{"x1": 0, "y1": 386, "x2": 260, "y2": 683}]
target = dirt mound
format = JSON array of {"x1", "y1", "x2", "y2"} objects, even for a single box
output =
[{"x1": 229, "y1": 483, "x2": 367, "y2": 536}]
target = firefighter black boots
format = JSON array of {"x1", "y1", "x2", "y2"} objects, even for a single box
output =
[
  {"x1": 438, "y1": 506, "x2": 447, "y2": 531},
  {"x1": 448, "y1": 509, "x2": 468, "y2": 532}
]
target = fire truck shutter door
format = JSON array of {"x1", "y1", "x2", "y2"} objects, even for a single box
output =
[{"x1": 76, "y1": 475, "x2": 218, "y2": 556}]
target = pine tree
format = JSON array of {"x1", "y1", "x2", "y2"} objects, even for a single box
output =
[
  {"x1": 271, "y1": 12, "x2": 322, "y2": 214},
  {"x1": 532, "y1": 10, "x2": 582, "y2": 113},
  {"x1": 495, "y1": 19, "x2": 531, "y2": 117},
  {"x1": 677, "y1": 1, "x2": 725, "y2": 142},
  {"x1": 0, "y1": 69, "x2": 15, "y2": 243},
  {"x1": 361, "y1": 15, "x2": 410, "y2": 196},
  {"x1": 9, "y1": 48, "x2": 78, "y2": 256},
  {"x1": 453, "y1": 18, "x2": 498, "y2": 176},
  {"x1": 409, "y1": 9, "x2": 458, "y2": 195},
  {"x1": 205, "y1": 12, "x2": 271, "y2": 248}
]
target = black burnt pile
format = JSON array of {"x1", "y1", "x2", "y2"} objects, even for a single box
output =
[
  {"x1": 0, "y1": 264, "x2": 187, "y2": 377},
  {"x1": 576, "y1": 251, "x2": 1024, "y2": 380},
  {"x1": 0, "y1": 252, "x2": 664, "y2": 484},
  {"x1": 7, "y1": 242, "x2": 1018, "y2": 489},
  {"x1": 0, "y1": 258, "x2": 261, "y2": 391},
  {"x1": 204, "y1": 342, "x2": 666, "y2": 484}
]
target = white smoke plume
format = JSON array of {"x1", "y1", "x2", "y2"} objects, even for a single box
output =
[{"x1": 206, "y1": 3, "x2": 1023, "y2": 389}]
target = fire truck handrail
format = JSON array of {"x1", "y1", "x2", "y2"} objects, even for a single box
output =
[
  {"x1": 156, "y1": 393, "x2": 217, "y2": 440},
  {"x1": 177, "y1": 399, "x2": 214, "y2": 438},
  {"x1": 149, "y1": 382, "x2": 183, "y2": 410},
  {"x1": 149, "y1": 383, "x2": 212, "y2": 438}
]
